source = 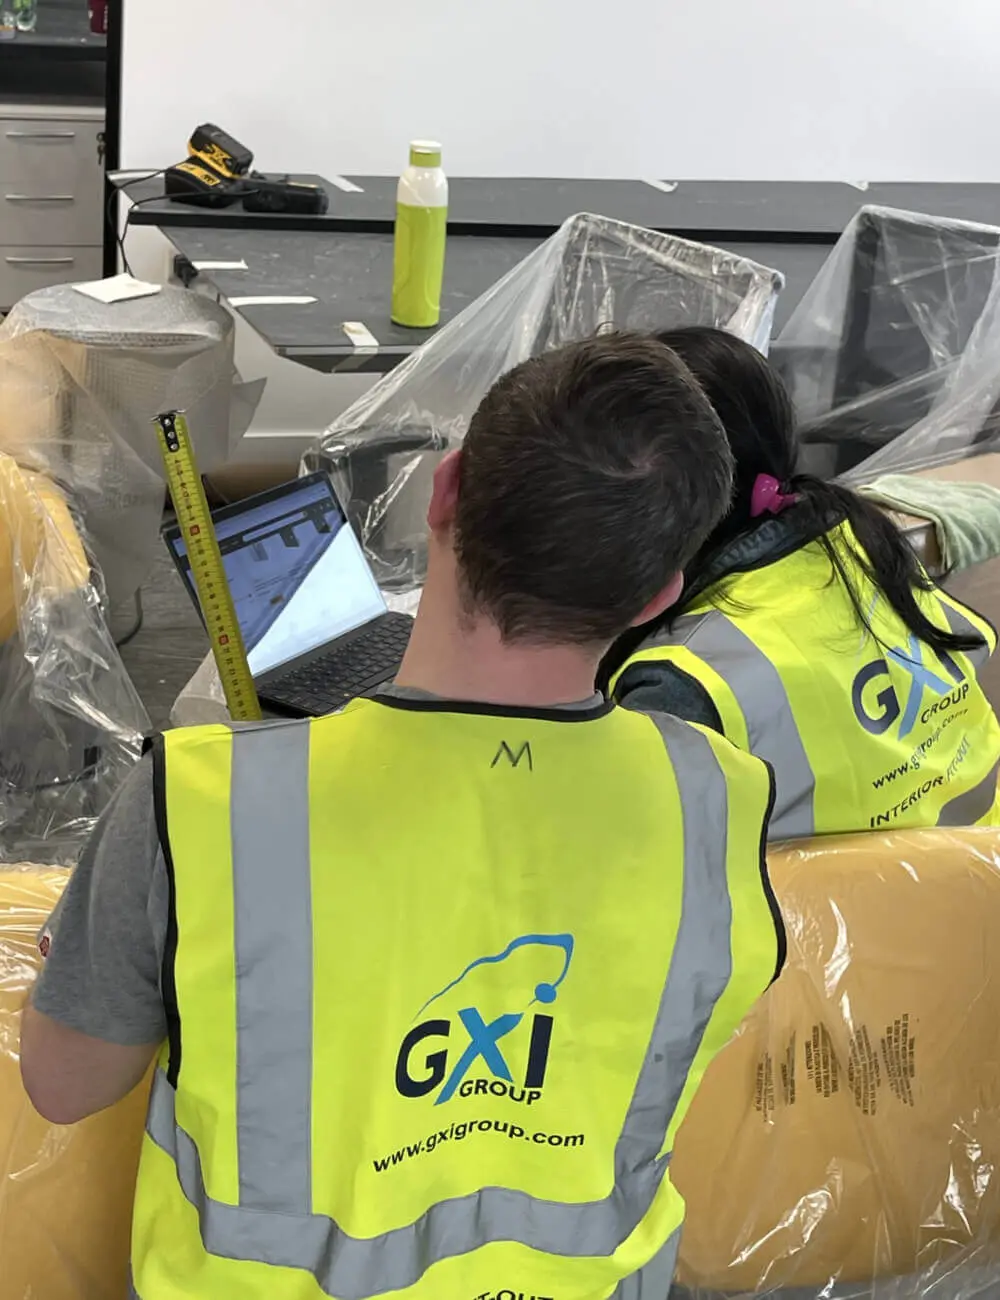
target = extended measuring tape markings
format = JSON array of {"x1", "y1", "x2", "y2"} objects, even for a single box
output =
[{"x1": 153, "y1": 411, "x2": 262, "y2": 722}]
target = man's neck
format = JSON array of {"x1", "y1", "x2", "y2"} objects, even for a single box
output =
[{"x1": 394, "y1": 570, "x2": 601, "y2": 709}]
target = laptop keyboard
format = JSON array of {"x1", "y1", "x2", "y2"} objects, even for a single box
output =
[{"x1": 266, "y1": 612, "x2": 413, "y2": 715}]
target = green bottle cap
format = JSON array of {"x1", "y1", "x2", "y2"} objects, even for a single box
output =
[{"x1": 409, "y1": 140, "x2": 442, "y2": 168}]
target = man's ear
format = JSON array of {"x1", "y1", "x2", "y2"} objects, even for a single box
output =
[
  {"x1": 427, "y1": 448, "x2": 462, "y2": 533},
  {"x1": 630, "y1": 571, "x2": 684, "y2": 628}
]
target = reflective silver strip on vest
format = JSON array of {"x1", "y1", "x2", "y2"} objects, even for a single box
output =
[
  {"x1": 938, "y1": 759, "x2": 1000, "y2": 826},
  {"x1": 935, "y1": 602, "x2": 998, "y2": 824},
  {"x1": 145, "y1": 719, "x2": 735, "y2": 1299},
  {"x1": 657, "y1": 611, "x2": 816, "y2": 841},
  {"x1": 941, "y1": 600, "x2": 991, "y2": 670},
  {"x1": 231, "y1": 724, "x2": 313, "y2": 1213}
]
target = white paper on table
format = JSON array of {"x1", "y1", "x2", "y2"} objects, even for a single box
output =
[
  {"x1": 229, "y1": 295, "x2": 318, "y2": 307},
  {"x1": 73, "y1": 273, "x2": 163, "y2": 304},
  {"x1": 192, "y1": 259, "x2": 249, "y2": 271}
]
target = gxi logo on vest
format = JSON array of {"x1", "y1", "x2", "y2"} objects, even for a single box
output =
[
  {"x1": 395, "y1": 934, "x2": 574, "y2": 1108},
  {"x1": 852, "y1": 634, "x2": 969, "y2": 739}
]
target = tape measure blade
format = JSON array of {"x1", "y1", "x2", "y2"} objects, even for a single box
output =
[{"x1": 154, "y1": 412, "x2": 262, "y2": 723}]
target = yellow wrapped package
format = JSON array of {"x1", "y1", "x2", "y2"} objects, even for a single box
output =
[
  {"x1": 0, "y1": 868, "x2": 147, "y2": 1299},
  {"x1": 0, "y1": 456, "x2": 88, "y2": 644},
  {"x1": 673, "y1": 827, "x2": 1000, "y2": 1297}
]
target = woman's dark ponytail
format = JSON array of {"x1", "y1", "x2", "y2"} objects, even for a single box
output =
[
  {"x1": 630, "y1": 325, "x2": 983, "y2": 661},
  {"x1": 788, "y1": 473, "x2": 982, "y2": 657}
]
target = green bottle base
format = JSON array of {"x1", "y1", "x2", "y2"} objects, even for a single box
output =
[{"x1": 391, "y1": 203, "x2": 447, "y2": 329}]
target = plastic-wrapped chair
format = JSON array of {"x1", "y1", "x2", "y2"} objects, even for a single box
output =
[
  {"x1": 303, "y1": 213, "x2": 784, "y2": 593},
  {"x1": 0, "y1": 284, "x2": 262, "y2": 611},
  {"x1": 773, "y1": 206, "x2": 1000, "y2": 481},
  {"x1": 673, "y1": 826, "x2": 1000, "y2": 1299},
  {"x1": 0, "y1": 455, "x2": 148, "y2": 865}
]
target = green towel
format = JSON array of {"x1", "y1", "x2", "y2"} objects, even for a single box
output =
[{"x1": 858, "y1": 473, "x2": 1000, "y2": 572}]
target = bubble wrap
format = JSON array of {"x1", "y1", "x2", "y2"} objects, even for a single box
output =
[{"x1": 0, "y1": 283, "x2": 262, "y2": 608}]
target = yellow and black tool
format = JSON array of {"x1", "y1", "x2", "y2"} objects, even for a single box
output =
[
  {"x1": 153, "y1": 411, "x2": 262, "y2": 723},
  {"x1": 164, "y1": 123, "x2": 253, "y2": 208},
  {"x1": 164, "y1": 122, "x2": 329, "y2": 214},
  {"x1": 187, "y1": 123, "x2": 253, "y2": 180}
]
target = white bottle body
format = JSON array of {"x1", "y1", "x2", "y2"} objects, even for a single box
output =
[{"x1": 396, "y1": 160, "x2": 448, "y2": 211}]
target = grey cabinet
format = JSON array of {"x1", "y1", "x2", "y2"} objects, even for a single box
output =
[{"x1": 0, "y1": 103, "x2": 104, "y2": 309}]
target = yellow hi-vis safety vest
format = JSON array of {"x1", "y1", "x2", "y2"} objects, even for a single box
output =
[
  {"x1": 612, "y1": 524, "x2": 1000, "y2": 841},
  {"x1": 131, "y1": 694, "x2": 781, "y2": 1300}
]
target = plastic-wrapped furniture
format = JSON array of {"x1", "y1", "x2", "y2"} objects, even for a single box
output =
[
  {"x1": 7, "y1": 830, "x2": 1000, "y2": 1300},
  {"x1": 0, "y1": 868, "x2": 148, "y2": 1299},
  {"x1": 304, "y1": 213, "x2": 784, "y2": 593},
  {"x1": 0, "y1": 455, "x2": 147, "y2": 865},
  {"x1": 773, "y1": 206, "x2": 1000, "y2": 482},
  {"x1": 673, "y1": 826, "x2": 1000, "y2": 1299},
  {"x1": 0, "y1": 284, "x2": 262, "y2": 610}
]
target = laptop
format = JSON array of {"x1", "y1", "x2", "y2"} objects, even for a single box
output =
[{"x1": 163, "y1": 472, "x2": 413, "y2": 717}]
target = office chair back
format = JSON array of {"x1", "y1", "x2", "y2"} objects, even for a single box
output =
[{"x1": 775, "y1": 206, "x2": 1000, "y2": 479}]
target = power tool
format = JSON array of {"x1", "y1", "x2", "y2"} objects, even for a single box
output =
[
  {"x1": 188, "y1": 123, "x2": 253, "y2": 180},
  {"x1": 164, "y1": 123, "x2": 329, "y2": 215}
]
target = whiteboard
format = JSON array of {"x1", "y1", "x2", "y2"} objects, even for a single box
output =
[{"x1": 122, "y1": 0, "x2": 1000, "y2": 183}]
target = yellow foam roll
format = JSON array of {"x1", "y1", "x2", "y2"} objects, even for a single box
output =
[
  {"x1": 673, "y1": 827, "x2": 1000, "y2": 1294},
  {"x1": 0, "y1": 868, "x2": 148, "y2": 1300},
  {"x1": 0, "y1": 456, "x2": 89, "y2": 644}
]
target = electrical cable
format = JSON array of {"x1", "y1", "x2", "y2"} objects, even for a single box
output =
[
  {"x1": 107, "y1": 169, "x2": 166, "y2": 276},
  {"x1": 113, "y1": 588, "x2": 144, "y2": 647}
]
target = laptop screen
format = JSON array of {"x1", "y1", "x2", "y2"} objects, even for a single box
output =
[{"x1": 164, "y1": 473, "x2": 387, "y2": 676}]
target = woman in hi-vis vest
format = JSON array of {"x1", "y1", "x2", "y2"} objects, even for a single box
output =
[{"x1": 603, "y1": 326, "x2": 1000, "y2": 842}]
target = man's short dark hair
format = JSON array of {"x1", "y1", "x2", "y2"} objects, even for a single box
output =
[{"x1": 454, "y1": 331, "x2": 734, "y2": 644}]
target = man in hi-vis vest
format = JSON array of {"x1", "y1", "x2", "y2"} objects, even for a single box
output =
[{"x1": 21, "y1": 333, "x2": 783, "y2": 1300}]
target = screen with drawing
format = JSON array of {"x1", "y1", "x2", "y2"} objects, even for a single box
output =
[{"x1": 165, "y1": 474, "x2": 386, "y2": 676}]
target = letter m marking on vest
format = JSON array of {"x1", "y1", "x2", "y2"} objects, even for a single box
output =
[{"x1": 491, "y1": 741, "x2": 533, "y2": 771}]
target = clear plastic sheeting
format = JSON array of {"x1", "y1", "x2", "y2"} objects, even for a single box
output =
[
  {"x1": 0, "y1": 868, "x2": 146, "y2": 1298},
  {"x1": 774, "y1": 205, "x2": 1000, "y2": 483},
  {"x1": 0, "y1": 283, "x2": 263, "y2": 609},
  {"x1": 672, "y1": 827, "x2": 1000, "y2": 1299},
  {"x1": 304, "y1": 213, "x2": 783, "y2": 593},
  {"x1": 0, "y1": 455, "x2": 148, "y2": 865}
]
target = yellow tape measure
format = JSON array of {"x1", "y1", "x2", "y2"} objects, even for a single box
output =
[{"x1": 153, "y1": 411, "x2": 262, "y2": 722}]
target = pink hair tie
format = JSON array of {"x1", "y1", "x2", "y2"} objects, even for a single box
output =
[{"x1": 750, "y1": 472, "x2": 799, "y2": 519}]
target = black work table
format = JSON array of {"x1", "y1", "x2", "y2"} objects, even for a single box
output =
[
  {"x1": 126, "y1": 176, "x2": 1000, "y2": 377},
  {"x1": 125, "y1": 176, "x2": 1000, "y2": 240},
  {"x1": 167, "y1": 227, "x2": 543, "y2": 373},
  {"x1": 159, "y1": 225, "x2": 823, "y2": 375}
]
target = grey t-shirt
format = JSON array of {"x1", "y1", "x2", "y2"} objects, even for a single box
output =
[
  {"x1": 33, "y1": 754, "x2": 169, "y2": 1045},
  {"x1": 32, "y1": 686, "x2": 605, "y2": 1046}
]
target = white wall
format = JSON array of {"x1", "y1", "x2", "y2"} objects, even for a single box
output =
[
  {"x1": 123, "y1": 0, "x2": 1000, "y2": 182},
  {"x1": 120, "y1": 0, "x2": 1000, "y2": 458}
]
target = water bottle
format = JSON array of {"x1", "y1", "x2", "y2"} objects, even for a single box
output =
[
  {"x1": 14, "y1": 0, "x2": 36, "y2": 32},
  {"x1": 391, "y1": 141, "x2": 448, "y2": 328}
]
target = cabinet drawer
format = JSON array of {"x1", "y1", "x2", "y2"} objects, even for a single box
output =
[
  {"x1": 0, "y1": 246, "x2": 103, "y2": 310},
  {"x1": 0, "y1": 192, "x2": 102, "y2": 245},
  {"x1": 0, "y1": 121, "x2": 103, "y2": 212}
]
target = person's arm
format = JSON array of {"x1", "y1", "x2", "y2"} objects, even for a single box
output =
[
  {"x1": 20, "y1": 755, "x2": 168, "y2": 1125},
  {"x1": 614, "y1": 659, "x2": 725, "y2": 733},
  {"x1": 19, "y1": 1010, "x2": 158, "y2": 1125}
]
